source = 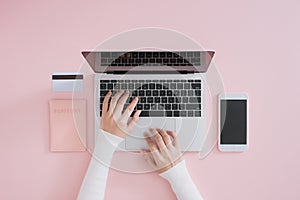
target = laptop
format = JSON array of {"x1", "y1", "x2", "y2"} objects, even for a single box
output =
[{"x1": 82, "y1": 50, "x2": 215, "y2": 151}]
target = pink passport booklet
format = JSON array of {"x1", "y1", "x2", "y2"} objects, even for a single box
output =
[{"x1": 49, "y1": 99, "x2": 86, "y2": 152}]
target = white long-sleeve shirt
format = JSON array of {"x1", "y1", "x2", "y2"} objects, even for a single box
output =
[{"x1": 77, "y1": 129, "x2": 203, "y2": 200}]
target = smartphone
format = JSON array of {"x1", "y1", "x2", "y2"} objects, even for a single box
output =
[{"x1": 218, "y1": 93, "x2": 248, "y2": 151}]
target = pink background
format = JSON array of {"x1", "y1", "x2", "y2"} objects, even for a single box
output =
[{"x1": 1, "y1": 0, "x2": 300, "y2": 199}]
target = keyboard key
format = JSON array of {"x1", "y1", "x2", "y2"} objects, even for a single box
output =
[
  {"x1": 186, "y1": 104, "x2": 201, "y2": 110},
  {"x1": 165, "y1": 104, "x2": 171, "y2": 110},
  {"x1": 142, "y1": 84, "x2": 148, "y2": 89},
  {"x1": 156, "y1": 84, "x2": 162, "y2": 89},
  {"x1": 177, "y1": 83, "x2": 183, "y2": 89},
  {"x1": 172, "y1": 104, "x2": 178, "y2": 110},
  {"x1": 195, "y1": 90, "x2": 201, "y2": 96},
  {"x1": 153, "y1": 90, "x2": 159, "y2": 96},
  {"x1": 140, "y1": 97, "x2": 146, "y2": 103},
  {"x1": 144, "y1": 104, "x2": 150, "y2": 110},
  {"x1": 121, "y1": 84, "x2": 127, "y2": 90},
  {"x1": 160, "y1": 52, "x2": 166, "y2": 57},
  {"x1": 140, "y1": 110, "x2": 149, "y2": 117},
  {"x1": 128, "y1": 83, "x2": 134, "y2": 89},
  {"x1": 149, "y1": 111, "x2": 164, "y2": 117},
  {"x1": 191, "y1": 83, "x2": 201, "y2": 89},
  {"x1": 168, "y1": 97, "x2": 175, "y2": 103},
  {"x1": 188, "y1": 111, "x2": 194, "y2": 117},
  {"x1": 138, "y1": 90, "x2": 145, "y2": 96},
  {"x1": 155, "y1": 97, "x2": 160, "y2": 103},
  {"x1": 188, "y1": 90, "x2": 194, "y2": 96},
  {"x1": 135, "y1": 83, "x2": 142, "y2": 89},
  {"x1": 170, "y1": 83, "x2": 176, "y2": 89},
  {"x1": 174, "y1": 111, "x2": 180, "y2": 117},
  {"x1": 167, "y1": 90, "x2": 173, "y2": 96},
  {"x1": 150, "y1": 104, "x2": 157, "y2": 110},
  {"x1": 147, "y1": 97, "x2": 154, "y2": 103},
  {"x1": 132, "y1": 52, "x2": 138, "y2": 58},
  {"x1": 191, "y1": 58, "x2": 201, "y2": 63},
  {"x1": 100, "y1": 84, "x2": 107, "y2": 89},
  {"x1": 194, "y1": 110, "x2": 201, "y2": 117},
  {"x1": 100, "y1": 90, "x2": 109, "y2": 96},
  {"x1": 114, "y1": 84, "x2": 120, "y2": 89},
  {"x1": 182, "y1": 97, "x2": 188, "y2": 103},
  {"x1": 175, "y1": 97, "x2": 181, "y2": 103},
  {"x1": 146, "y1": 90, "x2": 152, "y2": 96},
  {"x1": 149, "y1": 83, "x2": 155, "y2": 89},
  {"x1": 187, "y1": 52, "x2": 193, "y2": 57},
  {"x1": 189, "y1": 97, "x2": 201, "y2": 103},
  {"x1": 179, "y1": 104, "x2": 185, "y2": 110},
  {"x1": 146, "y1": 52, "x2": 152, "y2": 58},
  {"x1": 100, "y1": 80, "x2": 109, "y2": 83},
  {"x1": 107, "y1": 84, "x2": 113, "y2": 89},
  {"x1": 174, "y1": 90, "x2": 180, "y2": 96},
  {"x1": 162, "y1": 83, "x2": 169, "y2": 89},
  {"x1": 137, "y1": 104, "x2": 143, "y2": 110},
  {"x1": 159, "y1": 90, "x2": 166, "y2": 96},
  {"x1": 181, "y1": 90, "x2": 187, "y2": 96},
  {"x1": 128, "y1": 97, "x2": 133, "y2": 103},
  {"x1": 184, "y1": 83, "x2": 190, "y2": 89},
  {"x1": 161, "y1": 97, "x2": 167, "y2": 103},
  {"x1": 158, "y1": 104, "x2": 164, "y2": 110},
  {"x1": 132, "y1": 90, "x2": 137, "y2": 96},
  {"x1": 167, "y1": 52, "x2": 173, "y2": 57},
  {"x1": 166, "y1": 111, "x2": 172, "y2": 117},
  {"x1": 180, "y1": 111, "x2": 187, "y2": 117}
]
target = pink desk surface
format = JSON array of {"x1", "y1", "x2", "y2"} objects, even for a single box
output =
[{"x1": 1, "y1": 0, "x2": 299, "y2": 199}]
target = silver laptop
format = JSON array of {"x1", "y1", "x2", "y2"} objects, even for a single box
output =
[{"x1": 82, "y1": 50, "x2": 215, "y2": 151}]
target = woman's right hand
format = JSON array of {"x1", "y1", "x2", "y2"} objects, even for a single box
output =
[{"x1": 140, "y1": 128, "x2": 183, "y2": 173}]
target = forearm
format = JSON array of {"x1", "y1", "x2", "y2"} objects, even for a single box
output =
[
  {"x1": 77, "y1": 130, "x2": 123, "y2": 200},
  {"x1": 159, "y1": 160, "x2": 203, "y2": 200}
]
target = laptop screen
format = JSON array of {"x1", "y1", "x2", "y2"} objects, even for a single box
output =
[{"x1": 82, "y1": 51, "x2": 215, "y2": 73}]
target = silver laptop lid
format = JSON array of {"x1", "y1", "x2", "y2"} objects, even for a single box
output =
[{"x1": 82, "y1": 50, "x2": 215, "y2": 73}]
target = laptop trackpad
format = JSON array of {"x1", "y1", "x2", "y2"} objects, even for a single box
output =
[{"x1": 125, "y1": 118, "x2": 176, "y2": 151}]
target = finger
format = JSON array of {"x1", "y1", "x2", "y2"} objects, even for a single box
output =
[
  {"x1": 140, "y1": 150, "x2": 156, "y2": 169},
  {"x1": 102, "y1": 91, "x2": 112, "y2": 114},
  {"x1": 156, "y1": 129, "x2": 172, "y2": 148},
  {"x1": 108, "y1": 90, "x2": 124, "y2": 115},
  {"x1": 166, "y1": 130, "x2": 179, "y2": 148},
  {"x1": 121, "y1": 96, "x2": 139, "y2": 120},
  {"x1": 127, "y1": 110, "x2": 141, "y2": 130},
  {"x1": 144, "y1": 132, "x2": 158, "y2": 152},
  {"x1": 149, "y1": 128, "x2": 167, "y2": 152},
  {"x1": 144, "y1": 132, "x2": 162, "y2": 163},
  {"x1": 114, "y1": 90, "x2": 130, "y2": 118}
]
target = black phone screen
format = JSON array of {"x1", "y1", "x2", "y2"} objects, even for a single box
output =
[{"x1": 220, "y1": 100, "x2": 247, "y2": 144}]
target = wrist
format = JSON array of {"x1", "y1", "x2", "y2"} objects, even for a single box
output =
[
  {"x1": 159, "y1": 160, "x2": 190, "y2": 182},
  {"x1": 92, "y1": 129, "x2": 124, "y2": 164}
]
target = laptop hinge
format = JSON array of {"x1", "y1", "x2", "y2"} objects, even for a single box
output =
[{"x1": 106, "y1": 70, "x2": 195, "y2": 74}]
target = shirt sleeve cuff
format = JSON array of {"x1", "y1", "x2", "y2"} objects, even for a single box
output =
[
  {"x1": 99, "y1": 129, "x2": 124, "y2": 147},
  {"x1": 92, "y1": 129, "x2": 124, "y2": 164},
  {"x1": 159, "y1": 160, "x2": 189, "y2": 182}
]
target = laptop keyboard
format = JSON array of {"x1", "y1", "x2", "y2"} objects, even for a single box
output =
[
  {"x1": 99, "y1": 51, "x2": 201, "y2": 67},
  {"x1": 99, "y1": 79, "x2": 201, "y2": 117}
]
